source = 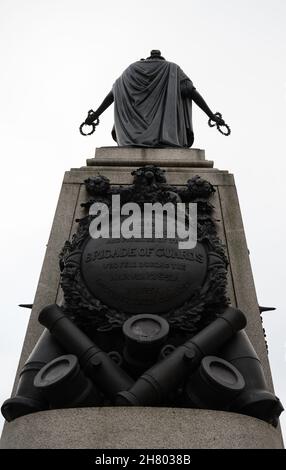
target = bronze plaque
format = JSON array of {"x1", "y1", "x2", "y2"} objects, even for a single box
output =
[{"x1": 81, "y1": 224, "x2": 208, "y2": 314}]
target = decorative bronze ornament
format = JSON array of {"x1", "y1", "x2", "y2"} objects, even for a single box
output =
[
  {"x1": 208, "y1": 112, "x2": 231, "y2": 136},
  {"x1": 59, "y1": 167, "x2": 229, "y2": 335},
  {"x1": 79, "y1": 111, "x2": 100, "y2": 136}
]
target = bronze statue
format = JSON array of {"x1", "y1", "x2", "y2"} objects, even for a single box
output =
[{"x1": 81, "y1": 50, "x2": 229, "y2": 147}]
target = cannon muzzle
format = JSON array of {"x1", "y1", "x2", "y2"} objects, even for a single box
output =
[
  {"x1": 116, "y1": 307, "x2": 246, "y2": 406},
  {"x1": 39, "y1": 304, "x2": 134, "y2": 402}
]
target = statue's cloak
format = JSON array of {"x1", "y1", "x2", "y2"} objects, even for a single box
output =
[{"x1": 113, "y1": 60, "x2": 194, "y2": 147}]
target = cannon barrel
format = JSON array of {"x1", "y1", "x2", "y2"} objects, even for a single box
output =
[
  {"x1": 1, "y1": 329, "x2": 63, "y2": 421},
  {"x1": 39, "y1": 304, "x2": 134, "y2": 402},
  {"x1": 116, "y1": 307, "x2": 246, "y2": 406}
]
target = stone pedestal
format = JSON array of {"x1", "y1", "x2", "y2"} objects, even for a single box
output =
[
  {"x1": 0, "y1": 147, "x2": 283, "y2": 449},
  {"x1": 0, "y1": 408, "x2": 282, "y2": 449}
]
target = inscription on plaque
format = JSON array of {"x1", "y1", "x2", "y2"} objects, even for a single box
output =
[{"x1": 81, "y1": 235, "x2": 208, "y2": 314}]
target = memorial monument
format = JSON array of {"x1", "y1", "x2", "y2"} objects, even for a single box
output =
[{"x1": 0, "y1": 51, "x2": 283, "y2": 449}]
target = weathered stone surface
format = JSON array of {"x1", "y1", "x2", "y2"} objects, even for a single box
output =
[
  {"x1": 12, "y1": 182, "x2": 81, "y2": 383},
  {"x1": 211, "y1": 190, "x2": 236, "y2": 306},
  {"x1": 218, "y1": 185, "x2": 273, "y2": 390},
  {"x1": 87, "y1": 147, "x2": 213, "y2": 168},
  {"x1": 0, "y1": 407, "x2": 283, "y2": 449},
  {"x1": 67, "y1": 167, "x2": 234, "y2": 186}
]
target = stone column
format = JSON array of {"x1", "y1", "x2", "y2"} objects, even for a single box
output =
[{"x1": 0, "y1": 147, "x2": 283, "y2": 449}]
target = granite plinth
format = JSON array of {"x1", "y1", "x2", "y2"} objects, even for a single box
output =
[{"x1": 1, "y1": 407, "x2": 283, "y2": 449}]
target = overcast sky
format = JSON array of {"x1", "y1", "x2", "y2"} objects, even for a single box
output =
[{"x1": 0, "y1": 0, "x2": 285, "y2": 440}]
